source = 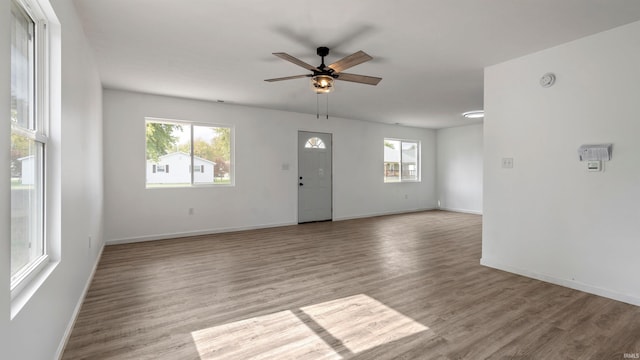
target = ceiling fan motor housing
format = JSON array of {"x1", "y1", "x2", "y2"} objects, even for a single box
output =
[
  {"x1": 316, "y1": 46, "x2": 332, "y2": 74},
  {"x1": 316, "y1": 46, "x2": 330, "y2": 57}
]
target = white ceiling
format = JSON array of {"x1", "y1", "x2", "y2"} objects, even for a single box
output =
[{"x1": 72, "y1": 0, "x2": 640, "y2": 129}]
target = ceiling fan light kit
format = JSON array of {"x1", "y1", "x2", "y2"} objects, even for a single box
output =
[{"x1": 311, "y1": 74, "x2": 334, "y2": 93}]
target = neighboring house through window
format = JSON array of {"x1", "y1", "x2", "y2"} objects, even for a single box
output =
[{"x1": 145, "y1": 118, "x2": 233, "y2": 187}]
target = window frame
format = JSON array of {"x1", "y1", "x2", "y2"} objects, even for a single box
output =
[
  {"x1": 145, "y1": 117, "x2": 234, "y2": 188},
  {"x1": 383, "y1": 138, "x2": 421, "y2": 183},
  {"x1": 10, "y1": 0, "x2": 51, "y2": 298}
]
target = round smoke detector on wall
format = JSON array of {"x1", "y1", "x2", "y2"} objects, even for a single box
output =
[{"x1": 540, "y1": 73, "x2": 556, "y2": 88}]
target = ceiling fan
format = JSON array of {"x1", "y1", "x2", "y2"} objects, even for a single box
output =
[{"x1": 265, "y1": 46, "x2": 382, "y2": 93}]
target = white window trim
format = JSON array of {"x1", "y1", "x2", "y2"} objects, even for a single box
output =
[
  {"x1": 10, "y1": 0, "x2": 60, "y2": 312},
  {"x1": 10, "y1": 0, "x2": 47, "y2": 295},
  {"x1": 10, "y1": 254, "x2": 48, "y2": 294},
  {"x1": 384, "y1": 138, "x2": 421, "y2": 183}
]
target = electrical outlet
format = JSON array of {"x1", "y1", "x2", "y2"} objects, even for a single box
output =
[
  {"x1": 502, "y1": 158, "x2": 514, "y2": 169},
  {"x1": 88, "y1": 235, "x2": 92, "y2": 248},
  {"x1": 188, "y1": 208, "x2": 194, "y2": 215},
  {"x1": 404, "y1": 194, "x2": 408, "y2": 199}
]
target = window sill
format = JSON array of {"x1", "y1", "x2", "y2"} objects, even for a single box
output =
[
  {"x1": 383, "y1": 180, "x2": 422, "y2": 184},
  {"x1": 11, "y1": 258, "x2": 58, "y2": 320},
  {"x1": 145, "y1": 183, "x2": 235, "y2": 189}
]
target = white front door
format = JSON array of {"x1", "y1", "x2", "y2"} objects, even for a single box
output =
[{"x1": 298, "y1": 131, "x2": 332, "y2": 223}]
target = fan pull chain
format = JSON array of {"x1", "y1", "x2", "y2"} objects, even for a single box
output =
[
  {"x1": 326, "y1": 93, "x2": 329, "y2": 119},
  {"x1": 316, "y1": 93, "x2": 330, "y2": 119}
]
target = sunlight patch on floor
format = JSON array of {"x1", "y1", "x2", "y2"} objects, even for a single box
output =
[
  {"x1": 190, "y1": 310, "x2": 341, "y2": 360},
  {"x1": 191, "y1": 294, "x2": 429, "y2": 359},
  {"x1": 301, "y1": 294, "x2": 429, "y2": 354}
]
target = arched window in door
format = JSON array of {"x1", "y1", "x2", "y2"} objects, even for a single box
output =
[{"x1": 304, "y1": 137, "x2": 326, "y2": 149}]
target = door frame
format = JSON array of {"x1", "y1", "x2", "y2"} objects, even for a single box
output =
[{"x1": 297, "y1": 130, "x2": 333, "y2": 223}]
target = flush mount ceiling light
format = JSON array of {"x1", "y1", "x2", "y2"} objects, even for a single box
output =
[
  {"x1": 311, "y1": 74, "x2": 334, "y2": 93},
  {"x1": 462, "y1": 110, "x2": 484, "y2": 119}
]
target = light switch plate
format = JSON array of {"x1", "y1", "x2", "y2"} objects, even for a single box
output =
[{"x1": 502, "y1": 158, "x2": 514, "y2": 169}]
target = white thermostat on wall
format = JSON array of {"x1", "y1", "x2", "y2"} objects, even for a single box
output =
[{"x1": 587, "y1": 160, "x2": 601, "y2": 172}]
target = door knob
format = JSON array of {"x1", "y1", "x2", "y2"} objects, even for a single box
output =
[{"x1": 299, "y1": 183, "x2": 304, "y2": 186}]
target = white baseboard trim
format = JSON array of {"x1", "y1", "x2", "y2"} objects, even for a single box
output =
[
  {"x1": 55, "y1": 243, "x2": 105, "y2": 359},
  {"x1": 480, "y1": 258, "x2": 640, "y2": 307},
  {"x1": 333, "y1": 207, "x2": 437, "y2": 222},
  {"x1": 106, "y1": 209, "x2": 444, "y2": 245},
  {"x1": 105, "y1": 221, "x2": 298, "y2": 245},
  {"x1": 439, "y1": 207, "x2": 482, "y2": 215}
]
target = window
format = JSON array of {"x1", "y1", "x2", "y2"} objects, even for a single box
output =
[
  {"x1": 305, "y1": 137, "x2": 326, "y2": 149},
  {"x1": 190, "y1": 165, "x2": 204, "y2": 173},
  {"x1": 145, "y1": 118, "x2": 232, "y2": 187},
  {"x1": 10, "y1": 0, "x2": 49, "y2": 292},
  {"x1": 152, "y1": 164, "x2": 168, "y2": 173},
  {"x1": 384, "y1": 139, "x2": 420, "y2": 183}
]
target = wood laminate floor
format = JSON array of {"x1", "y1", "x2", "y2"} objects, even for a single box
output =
[{"x1": 62, "y1": 211, "x2": 640, "y2": 360}]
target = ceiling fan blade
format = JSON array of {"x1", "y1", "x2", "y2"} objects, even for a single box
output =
[
  {"x1": 272, "y1": 52, "x2": 318, "y2": 72},
  {"x1": 336, "y1": 72, "x2": 382, "y2": 86},
  {"x1": 328, "y1": 50, "x2": 373, "y2": 73},
  {"x1": 264, "y1": 74, "x2": 311, "y2": 82}
]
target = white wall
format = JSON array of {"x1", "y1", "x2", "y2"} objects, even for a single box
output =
[
  {"x1": 1, "y1": 0, "x2": 104, "y2": 359},
  {"x1": 436, "y1": 124, "x2": 483, "y2": 214},
  {"x1": 483, "y1": 21, "x2": 640, "y2": 305},
  {"x1": 104, "y1": 89, "x2": 437, "y2": 243}
]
